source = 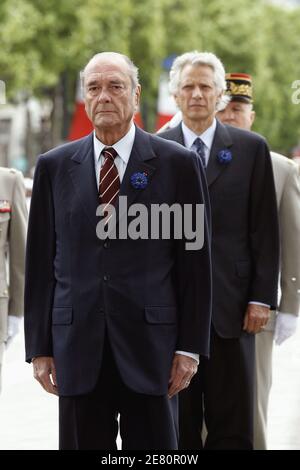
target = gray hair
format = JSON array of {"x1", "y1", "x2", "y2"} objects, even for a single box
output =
[
  {"x1": 80, "y1": 52, "x2": 139, "y2": 91},
  {"x1": 169, "y1": 51, "x2": 226, "y2": 96}
]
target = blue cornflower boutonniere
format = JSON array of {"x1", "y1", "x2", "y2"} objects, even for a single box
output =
[
  {"x1": 130, "y1": 172, "x2": 148, "y2": 189},
  {"x1": 217, "y1": 149, "x2": 232, "y2": 164}
]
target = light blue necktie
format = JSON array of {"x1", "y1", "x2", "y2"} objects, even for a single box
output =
[{"x1": 193, "y1": 137, "x2": 206, "y2": 168}]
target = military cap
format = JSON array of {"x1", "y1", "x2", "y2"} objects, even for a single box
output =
[{"x1": 225, "y1": 73, "x2": 253, "y2": 103}]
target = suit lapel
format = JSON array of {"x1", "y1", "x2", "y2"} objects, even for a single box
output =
[
  {"x1": 164, "y1": 124, "x2": 185, "y2": 146},
  {"x1": 206, "y1": 120, "x2": 233, "y2": 187},
  {"x1": 68, "y1": 133, "x2": 100, "y2": 230},
  {"x1": 114, "y1": 127, "x2": 157, "y2": 227},
  {"x1": 120, "y1": 127, "x2": 156, "y2": 203},
  {"x1": 164, "y1": 122, "x2": 233, "y2": 188}
]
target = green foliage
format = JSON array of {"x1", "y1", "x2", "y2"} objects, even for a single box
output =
[
  {"x1": 161, "y1": 0, "x2": 300, "y2": 153},
  {"x1": 252, "y1": 5, "x2": 300, "y2": 152},
  {"x1": 0, "y1": 0, "x2": 300, "y2": 151},
  {"x1": 128, "y1": 0, "x2": 165, "y2": 128}
]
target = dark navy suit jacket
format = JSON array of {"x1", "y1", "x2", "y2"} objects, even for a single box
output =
[
  {"x1": 160, "y1": 120, "x2": 280, "y2": 338},
  {"x1": 25, "y1": 126, "x2": 212, "y2": 396}
]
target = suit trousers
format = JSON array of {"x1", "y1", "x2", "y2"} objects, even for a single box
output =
[
  {"x1": 254, "y1": 329, "x2": 274, "y2": 450},
  {"x1": 59, "y1": 335, "x2": 178, "y2": 450},
  {"x1": 179, "y1": 327, "x2": 255, "y2": 450}
]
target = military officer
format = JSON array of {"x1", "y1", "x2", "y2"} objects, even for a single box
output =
[{"x1": 217, "y1": 73, "x2": 300, "y2": 449}]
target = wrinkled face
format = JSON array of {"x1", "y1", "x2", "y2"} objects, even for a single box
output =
[
  {"x1": 217, "y1": 100, "x2": 255, "y2": 131},
  {"x1": 83, "y1": 57, "x2": 140, "y2": 133},
  {"x1": 175, "y1": 64, "x2": 222, "y2": 124}
]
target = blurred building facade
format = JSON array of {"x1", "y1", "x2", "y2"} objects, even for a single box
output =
[{"x1": 0, "y1": 98, "x2": 52, "y2": 173}]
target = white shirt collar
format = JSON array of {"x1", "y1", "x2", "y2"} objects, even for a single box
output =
[
  {"x1": 181, "y1": 118, "x2": 217, "y2": 152},
  {"x1": 93, "y1": 123, "x2": 136, "y2": 164}
]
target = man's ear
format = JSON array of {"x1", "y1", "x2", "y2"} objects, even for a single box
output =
[
  {"x1": 216, "y1": 91, "x2": 224, "y2": 109},
  {"x1": 173, "y1": 93, "x2": 180, "y2": 107},
  {"x1": 250, "y1": 110, "x2": 256, "y2": 126},
  {"x1": 134, "y1": 84, "x2": 141, "y2": 112},
  {"x1": 84, "y1": 102, "x2": 91, "y2": 122},
  {"x1": 135, "y1": 84, "x2": 141, "y2": 103}
]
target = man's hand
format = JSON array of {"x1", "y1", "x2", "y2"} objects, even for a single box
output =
[
  {"x1": 168, "y1": 354, "x2": 198, "y2": 398},
  {"x1": 243, "y1": 304, "x2": 270, "y2": 334},
  {"x1": 6, "y1": 315, "x2": 21, "y2": 348},
  {"x1": 274, "y1": 312, "x2": 298, "y2": 345},
  {"x1": 32, "y1": 356, "x2": 58, "y2": 395}
]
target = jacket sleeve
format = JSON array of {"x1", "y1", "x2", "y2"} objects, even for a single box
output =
[
  {"x1": 24, "y1": 157, "x2": 56, "y2": 362},
  {"x1": 175, "y1": 151, "x2": 212, "y2": 357}
]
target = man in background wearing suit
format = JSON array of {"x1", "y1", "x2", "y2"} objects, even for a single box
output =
[
  {"x1": 0, "y1": 167, "x2": 27, "y2": 392},
  {"x1": 217, "y1": 73, "x2": 300, "y2": 449},
  {"x1": 159, "y1": 51, "x2": 279, "y2": 449},
  {"x1": 24, "y1": 52, "x2": 212, "y2": 450}
]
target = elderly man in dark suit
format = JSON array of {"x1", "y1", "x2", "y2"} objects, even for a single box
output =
[
  {"x1": 217, "y1": 72, "x2": 300, "y2": 450},
  {"x1": 159, "y1": 51, "x2": 279, "y2": 450},
  {"x1": 24, "y1": 52, "x2": 212, "y2": 450}
]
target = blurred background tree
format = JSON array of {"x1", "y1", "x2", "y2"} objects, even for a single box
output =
[{"x1": 0, "y1": 0, "x2": 299, "y2": 156}]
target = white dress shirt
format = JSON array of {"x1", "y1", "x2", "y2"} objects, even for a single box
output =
[
  {"x1": 181, "y1": 118, "x2": 217, "y2": 167},
  {"x1": 93, "y1": 123, "x2": 136, "y2": 186}
]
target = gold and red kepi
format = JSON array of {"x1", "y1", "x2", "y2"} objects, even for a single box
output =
[{"x1": 225, "y1": 73, "x2": 253, "y2": 104}]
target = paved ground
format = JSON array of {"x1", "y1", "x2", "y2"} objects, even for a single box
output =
[
  {"x1": 0, "y1": 320, "x2": 299, "y2": 450},
  {"x1": 0, "y1": 324, "x2": 57, "y2": 450},
  {"x1": 267, "y1": 320, "x2": 300, "y2": 450}
]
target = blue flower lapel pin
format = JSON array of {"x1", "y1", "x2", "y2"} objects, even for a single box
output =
[
  {"x1": 130, "y1": 172, "x2": 148, "y2": 189},
  {"x1": 217, "y1": 149, "x2": 232, "y2": 164}
]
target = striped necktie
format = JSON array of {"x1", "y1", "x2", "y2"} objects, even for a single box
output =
[
  {"x1": 193, "y1": 137, "x2": 206, "y2": 168},
  {"x1": 99, "y1": 147, "x2": 120, "y2": 209}
]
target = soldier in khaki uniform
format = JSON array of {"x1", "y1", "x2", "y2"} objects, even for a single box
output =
[
  {"x1": 0, "y1": 167, "x2": 27, "y2": 391},
  {"x1": 217, "y1": 73, "x2": 300, "y2": 449}
]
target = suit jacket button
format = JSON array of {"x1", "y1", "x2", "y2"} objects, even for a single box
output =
[
  {"x1": 103, "y1": 275, "x2": 110, "y2": 282},
  {"x1": 103, "y1": 241, "x2": 108, "y2": 248}
]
